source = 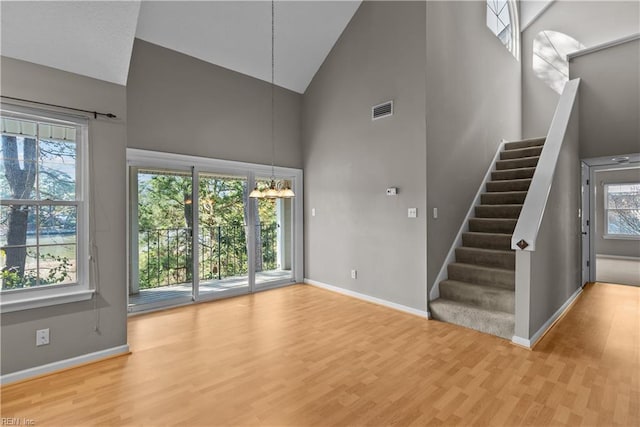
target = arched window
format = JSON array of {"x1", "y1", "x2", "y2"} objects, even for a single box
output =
[
  {"x1": 486, "y1": 0, "x2": 519, "y2": 59},
  {"x1": 533, "y1": 31, "x2": 584, "y2": 94}
]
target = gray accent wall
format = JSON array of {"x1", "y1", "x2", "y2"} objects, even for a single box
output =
[
  {"x1": 569, "y1": 39, "x2": 640, "y2": 159},
  {"x1": 302, "y1": 1, "x2": 428, "y2": 310},
  {"x1": 594, "y1": 167, "x2": 640, "y2": 258},
  {"x1": 426, "y1": 0, "x2": 521, "y2": 290},
  {"x1": 0, "y1": 57, "x2": 128, "y2": 374},
  {"x1": 522, "y1": 1, "x2": 640, "y2": 138},
  {"x1": 127, "y1": 39, "x2": 302, "y2": 168}
]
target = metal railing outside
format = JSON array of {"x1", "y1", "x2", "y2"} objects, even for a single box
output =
[{"x1": 138, "y1": 222, "x2": 279, "y2": 289}]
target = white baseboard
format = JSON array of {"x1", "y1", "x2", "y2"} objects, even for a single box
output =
[
  {"x1": 430, "y1": 140, "x2": 507, "y2": 301},
  {"x1": 596, "y1": 254, "x2": 640, "y2": 261},
  {"x1": 511, "y1": 286, "x2": 583, "y2": 348},
  {"x1": 304, "y1": 279, "x2": 429, "y2": 318},
  {"x1": 1, "y1": 344, "x2": 130, "y2": 385}
]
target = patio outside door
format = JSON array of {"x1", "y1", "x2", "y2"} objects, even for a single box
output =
[
  {"x1": 129, "y1": 168, "x2": 195, "y2": 310},
  {"x1": 196, "y1": 172, "x2": 249, "y2": 299},
  {"x1": 127, "y1": 151, "x2": 302, "y2": 313}
]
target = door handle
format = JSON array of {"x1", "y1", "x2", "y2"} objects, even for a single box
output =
[{"x1": 581, "y1": 232, "x2": 588, "y2": 235}]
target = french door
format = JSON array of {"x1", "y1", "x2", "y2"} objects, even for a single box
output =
[{"x1": 127, "y1": 152, "x2": 301, "y2": 312}]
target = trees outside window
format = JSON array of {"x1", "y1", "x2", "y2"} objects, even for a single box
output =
[
  {"x1": 605, "y1": 183, "x2": 640, "y2": 238},
  {"x1": 1, "y1": 115, "x2": 82, "y2": 290},
  {"x1": 135, "y1": 171, "x2": 277, "y2": 289}
]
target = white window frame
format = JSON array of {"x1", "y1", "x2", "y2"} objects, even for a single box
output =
[
  {"x1": 603, "y1": 182, "x2": 640, "y2": 240},
  {"x1": 486, "y1": 0, "x2": 520, "y2": 60},
  {"x1": 0, "y1": 106, "x2": 92, "y2": 313}
]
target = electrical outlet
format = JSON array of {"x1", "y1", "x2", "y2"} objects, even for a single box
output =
[
  {"x1": 36, "y1": 328, "x2": 50, "y2": 346},
  {"x1": 386, "y1": 187, "x2": 397, "y2": 196},
  {"x1": 351, "y1": 269, "x2": 357, "y2": 279},
  {"x1": 408, "y1": 208, "x2": 417, "y2": 218}
]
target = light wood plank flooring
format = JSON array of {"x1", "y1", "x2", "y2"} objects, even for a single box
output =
[{"x1": 1, "y1": 282, "x2": 638, "y2": 426}]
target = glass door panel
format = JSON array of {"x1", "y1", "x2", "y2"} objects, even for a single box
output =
[
  {"x1": 129, "y1": 168, "x2": 193, "y2": 311},
  {"x1": 255, "y1": 177, "x2": 294, "y2": 288},
  {"x1": 197, "y1": 172, "x2": 249, "y2": 298}
]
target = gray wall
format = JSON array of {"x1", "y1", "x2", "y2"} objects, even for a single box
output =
[
  {"x1": 527, "y1": 98, "x2": 581, "y2": 336},
  {"x1": 127, "y1": 39, "x2": 302, "y2": 168},
  {"x1": 1, "y1": 57, "x2": 128, "y2": 374},
  {"x1": 426, "y1": 0, "x2": 522, "y2": 290},
  {"x1": 594, "y1": 167, "x2": 640, "y2": 258},
  {"x1": 302, "y1": 1, "x2": 427, "y2": 310},
  {"x1": 570, "y1": 39, "x2": 640, "y2": 159},
  {"x1": 522, "y1": 1, "x2": 640, "y2": 138}
]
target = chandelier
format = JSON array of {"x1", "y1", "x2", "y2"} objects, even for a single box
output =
[{"x1": 249, "y1": 0, "x2": 295, "y2": 200}]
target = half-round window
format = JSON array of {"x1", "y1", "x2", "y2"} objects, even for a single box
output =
[
  {"x1": 533, "y1": 31, "x2": 584, "y2": 94},
  {"x1": 486, "y1": 0, "x2": 519, "y2": 59}
]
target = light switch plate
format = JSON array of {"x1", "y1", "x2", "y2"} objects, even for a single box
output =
[
  {"x1": 408, "y1": 208, "x2": 417, "y2": 218},
  {"x1": 36, "y1": 328, "x2": 50, "y2": 346}
]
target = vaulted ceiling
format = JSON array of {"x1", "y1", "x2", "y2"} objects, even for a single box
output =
[{"x1": 0, "y1": 1, "x2": 362, "y2": 93}]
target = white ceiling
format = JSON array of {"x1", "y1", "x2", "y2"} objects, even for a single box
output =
[
  {"x1": 0, "y1": 1, "x2": 142, "y2": 86},
  {"x1": 0, "y1": 1, "x2": 361, "y2": 93}
]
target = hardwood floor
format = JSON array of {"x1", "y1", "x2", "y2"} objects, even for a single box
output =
[{"x1": 1, "y1": 283, "x2": 638, "y2": 426}]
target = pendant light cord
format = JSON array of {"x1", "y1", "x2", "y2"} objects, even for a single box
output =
[{"x1": 271, "y1": 0, "x2": 276, "y2": 180}]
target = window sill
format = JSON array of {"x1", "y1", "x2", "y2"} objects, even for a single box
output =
[
  {"x1": 0, "y1": 289, "x2": 95, "y2": 314},
  {"x1": 603, "y1": 235, "x2": 640, "y2": 241}
]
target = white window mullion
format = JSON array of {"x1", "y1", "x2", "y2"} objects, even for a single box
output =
[{"x1": 1, "y1": 108, "x2": 91, "y2": 312}]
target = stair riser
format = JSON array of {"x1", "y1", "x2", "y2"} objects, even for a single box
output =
[
  {"x1": 448, "y1": 264, "x2": 515, "y2": 289},
  {"x1": 500, "y1": 146, "x2": 543, "y2": 160},
  {"x1": 495, "y1": 157, "x2": 539, "y2": 170},
  {"x1": 468, "y1": 219, "x2": 517, "y2": 234},
  {"x1": 462, "y1": 233, "x2": 512, "y2": 250},
  {"x1": 475, "y1": 205, "x2": 522, "y2": 218},
  {"x1": 486, "y1": 180, "x2": 531, "y2": 192},
  {"x1": 491, "y1": 168, "x2": 535, "y2": 181},
  {"x1": 455, "y1": 248, "x2": 515, "y2": 270},
  {"x1": 439, "y1": 281, "x2": 515, "y2": 313},
  {"x1": 504, "y1": 138, "x2": 545, "y2": 150},
  {"x1": 430, "y1": 303, "x2": 514, "y2": 340},
  {"x1": 480, "y1": 192, "x2": 527, "y2": 205}
]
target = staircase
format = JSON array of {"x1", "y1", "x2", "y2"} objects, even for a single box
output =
[{"x1": 430, "y1": 137, "x2": 546, "y2": 339}]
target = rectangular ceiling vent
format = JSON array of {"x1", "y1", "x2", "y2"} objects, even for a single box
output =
[{"x1": 372, "y1": 100, "x2": 393, "y2": 121}]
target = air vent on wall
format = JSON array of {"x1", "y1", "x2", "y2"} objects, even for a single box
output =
[{"x1": 372, "y1": 100, "x2": 393, "y2": 120}]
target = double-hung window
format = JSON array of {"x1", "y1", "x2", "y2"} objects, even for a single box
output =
[
  {"x1": 1, "y1": 108, "x2": 91, "y2": 312},
  {"x1": 604, "y1": 182, "x2": 640, "y2": 239}
]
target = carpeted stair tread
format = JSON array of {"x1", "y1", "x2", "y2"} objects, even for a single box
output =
[
  {"x1": 430, "y1": 137, "x2": 545, "y2": 339},
  {"x1": 495, "y1": 156, "x2": 540, "y2": 170},
  {"x1": 504, "y1": 137, "x2": 546, "y2": 150},
  {"x1": 448, "y1": 263, "x2": 515, "y2": 289},
  {"x1": 430, "y1": 298, "x2": 515, "y2": 339},
  {"x1": 491, "y1": 167, "x2": 536, "y2": 181},
  {"x1": 500, "y1": 146, "x2": 543, "y2": 160},
  {"x1": 439, "y1": 280, "x2": 515, "y2": 313},
  {"x1": 486, "y1": 178, "x2": 531, "y2": 192},
  {"x1": 462, "y1": 232, "x2": 512, "y2": 250},
  {"x1": 468, "y1": 218, "x2": 518, "y2": 233},
  {"x1": 475, "y1": 204, "x2": 523, "y2": 218},
  {"x1": 455, "y1": 247, "x2": 515, "y2": 269},
  {"x1": 481, "y1": 191, "x2": 527, "y2": 205}
]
